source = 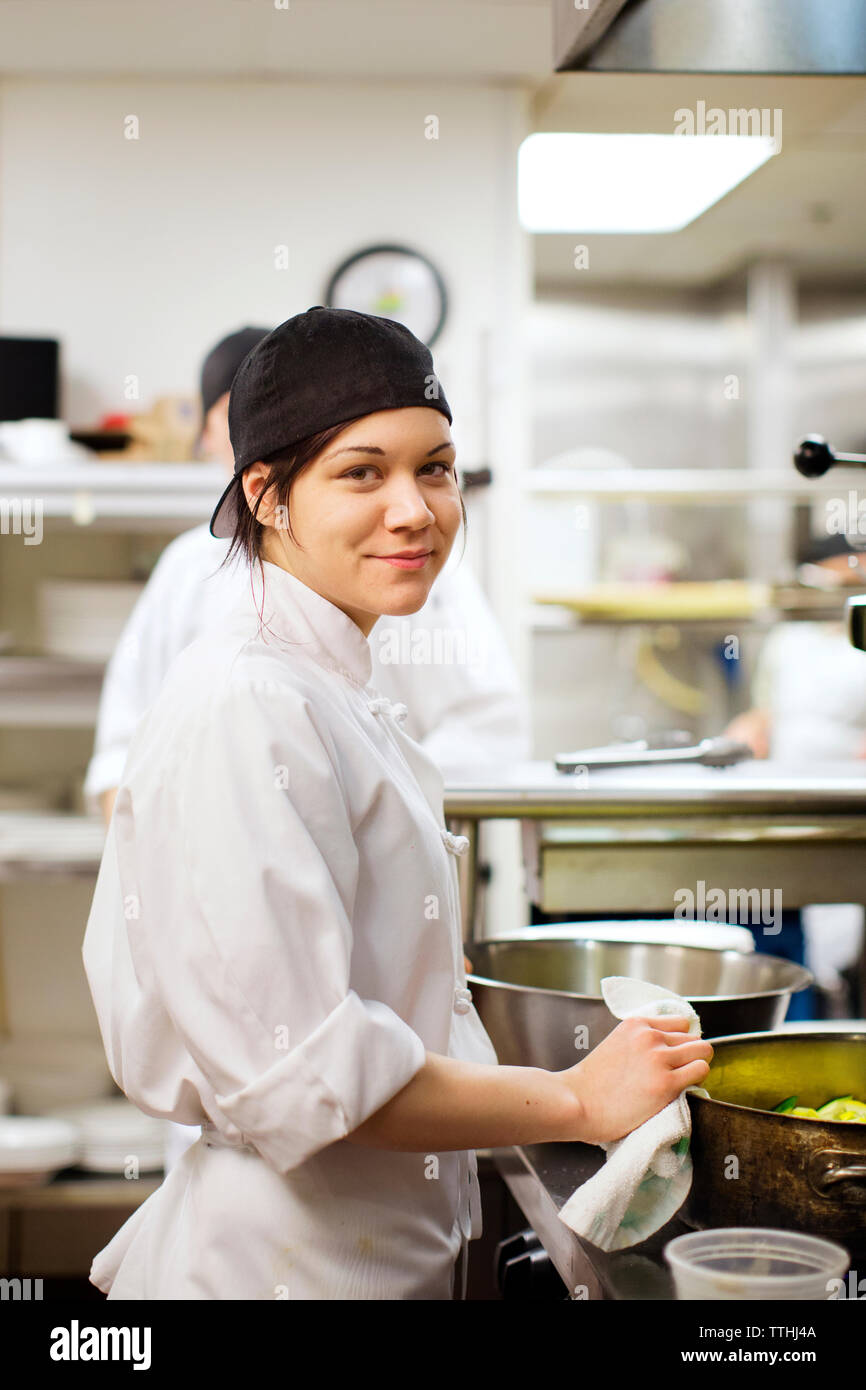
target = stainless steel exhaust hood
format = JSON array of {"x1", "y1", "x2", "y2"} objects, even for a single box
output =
[{"x1": 554, "y1": 0, "x2": 866, "y2": 74}]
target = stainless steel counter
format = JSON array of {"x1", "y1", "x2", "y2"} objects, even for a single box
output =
[
  {"x1": 444, "y1": 762, "x2": 866, "y2": 962},
  {"x1": 491, "y1": 1142, "x2": 688, "y2": 1299},
  {"x1": 444, "y1": 759, "x2": 866, "y2": 813},
  {"x1": 492, "y1": 1139, "x2": 864, "y2": 1302}
]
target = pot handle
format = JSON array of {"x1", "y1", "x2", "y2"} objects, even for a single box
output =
[{"x1": 807, "y1": 1149, "x2": 866, "y2": 1203}]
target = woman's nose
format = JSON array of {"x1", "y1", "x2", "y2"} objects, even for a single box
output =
[{"x1": 382, "y1": 483, "x2": 435, "y2": 529}]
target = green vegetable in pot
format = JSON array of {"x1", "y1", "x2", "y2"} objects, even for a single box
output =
[
  {"x1": 773, "y1": 1095, "x2": 798, "y2": 1113},
  {"x1": 815, "y1": 1095, "x2": 866, "y2": 1122},
  {"x1": 771, "y1": 1092, "x2": 866, "y2": 1122}
]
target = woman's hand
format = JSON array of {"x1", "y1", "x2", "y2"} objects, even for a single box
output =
[
  {"x1": 463, "y1": 953, "x2": 473, "y2": 975},
  {"x1": 558, "y1": 1015, "x2": 713, "y2": 1146},
  {"x1": 723, "y1": 709, "x2": 771, "y2": 760}
]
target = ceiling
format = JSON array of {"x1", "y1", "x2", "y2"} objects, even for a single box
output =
[
  {"x1": 0, "y1": 0, "x2": 553, "y2": 80},
  {"x1": 531, "y1": 73, "x2": 866, "y2": 288},
  {"x1": 0, "y1": 0, "x2": 863, "y2": 288}
]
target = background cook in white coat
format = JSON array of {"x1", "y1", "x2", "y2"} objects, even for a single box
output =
[
  {"x1": 724, "y1": 539, "x2": 866, "y2": 760},
  {"x1": 723, "y1": 544, "x2": 866, "y2": 995},
  {"x1": 82, "y1": 400, "x2": 713, "y2": 1298}
]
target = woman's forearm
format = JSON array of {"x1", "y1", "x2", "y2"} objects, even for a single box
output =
[
  {"x1": 345, "y1": 1051, "x2": 581, "y2": 1152},
  {"x1": 344, "y1": 1018, "x2": 713, "y2": 1153}
]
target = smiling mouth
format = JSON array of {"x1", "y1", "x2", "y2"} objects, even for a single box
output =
[{"x1": 372, "y1": 551, "x2": 433, "y2": 569}]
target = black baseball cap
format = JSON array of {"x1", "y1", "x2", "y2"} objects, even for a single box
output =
[
  {"x1": 208, "y1": 306, "x2": 452, "y2": 539},
  {"x1": 200, "y1": 326, "x2": 272, "y2": 420}
]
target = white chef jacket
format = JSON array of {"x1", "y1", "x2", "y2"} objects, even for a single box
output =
[
  {"x1": 83, "y1": 524, "x2": 528, "y2": 1186},
  {"x1": 82, "y1": 560, "x2": 499, "y2": 1300},
  {"x1": 83, "y1": 522, "x2": 529, "y2": 809}
]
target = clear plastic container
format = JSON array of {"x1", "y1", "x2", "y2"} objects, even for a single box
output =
[{"x1": 664, "y1": 1228, "x2": 850, "y2": 1301}]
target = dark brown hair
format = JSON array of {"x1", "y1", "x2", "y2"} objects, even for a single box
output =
[{"x1": 219, "y1": 416, "x2": 468, "y2": 575}]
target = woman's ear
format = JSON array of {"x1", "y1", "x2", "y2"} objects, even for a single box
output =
[{"x1": 241, "y1": 463, "x2": 275, "y2": 525}]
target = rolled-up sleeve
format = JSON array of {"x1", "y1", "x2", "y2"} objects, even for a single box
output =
[{"x1": 113, "y1": 677, "x2": 427, "y2": 1175}]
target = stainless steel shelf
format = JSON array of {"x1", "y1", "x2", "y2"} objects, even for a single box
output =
[
  {"x1": 0, "y1": 656, "x2": 104, "y2": 728},
  {"x1": 0, "y1": 460, "x2": 225, "y2": 525},
  {"x1": 0, "y1": 813, "x2": 105, "y2": 878},
  {"x1": 522, "y1": 466, "x2": 866, "y2": 501}
]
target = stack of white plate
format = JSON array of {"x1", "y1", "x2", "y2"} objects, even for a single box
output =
[
  {"x1": 0, "y1": 1116, "x2": 81, "y2": 1186},
  {"x1": 0, "y1": 1034, "x2": 114, "y2": 1113},
  {"x1": 44, "y1": 1099, "x2": 165, "y2": 1174},
  {"x1": 38, "y1": 580, "x2": 146, "y2": 662}
]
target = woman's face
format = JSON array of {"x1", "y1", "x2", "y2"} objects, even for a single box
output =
[{"x1": 241, "y1": 407, "x2": 462, "y2": 636}]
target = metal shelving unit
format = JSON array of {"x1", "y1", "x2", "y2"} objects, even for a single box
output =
[
  {"x1": 0, "y1": 459, "x2": 225, "y2": 527},
  {"x1": 0, "y1": 461, "x2": 217, "y2": 1219},
  {"x1": 521, "y1": 465, "x2": 866, "y2": 500}
]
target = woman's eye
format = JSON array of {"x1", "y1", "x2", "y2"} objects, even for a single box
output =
[{"x1": 342, "y1": 461, "x2": 454, "y2": 482}]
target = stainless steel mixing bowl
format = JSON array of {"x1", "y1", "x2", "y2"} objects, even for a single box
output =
[{"x1": 467, "y1": 937, "x2": 812, "y2": 1069}]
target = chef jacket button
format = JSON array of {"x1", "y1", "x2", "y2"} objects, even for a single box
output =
[
  {"x1": 367, "y1": 696, "x2": 408, "y2": 724},
  {"x1": 441, "y1": 827, "x2": 469, "y2": 856},
  {"x1": 453, "y1": 984, "x2": 475, "y2": 1017},
  {"x1": 454, "y1": 985, "x2": 473, "y2": 1014}
]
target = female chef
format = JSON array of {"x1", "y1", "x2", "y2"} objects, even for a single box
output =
[
  {"x1": 83, "y1": 324, "x2": 529, "y2": 1176},
  {"x1": 82, "y1": 307, "x2": 712, "y2": 1301}
]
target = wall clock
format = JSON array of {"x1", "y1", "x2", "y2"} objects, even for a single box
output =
[{"x1": 323, "y1": 244, "x2": 448, "y2": 347}]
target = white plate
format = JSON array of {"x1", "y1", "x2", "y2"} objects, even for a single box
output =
[
  {"x1": 78, "y1": 1152, "x2": 165, "y2": 1174},
  {"x1": 46, "y1": 1098, "x2": 165, "y2": 1139},
  {"x1": 0, "y1": 1116, "x2": 80, "y2": 1171},
  {"x1": 44, "y1": 1100, "x2": 167, "y2": 1173}
]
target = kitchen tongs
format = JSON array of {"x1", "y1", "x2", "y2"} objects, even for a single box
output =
[{"x1": 554, "y1": 737, "x2": 754, "y2": 773}]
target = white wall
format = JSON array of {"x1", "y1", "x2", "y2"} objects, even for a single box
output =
[
  {"x1": 0, "y1": 77, "x2": 525, "y2": 455},
  {"x1": 0, "y1": 75, "x2": 533, "y2": 950},
  {"x1": 0, "y1": 73, "x2": 533, "y2": 687}
]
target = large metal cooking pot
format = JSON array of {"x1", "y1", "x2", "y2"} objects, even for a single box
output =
[
  {"x1": 467, "y1": 937, "x2": 811, "y2": 1069},
  {"x1": 684, "y1": 1032, "x2": 866, "y2": 1254}
]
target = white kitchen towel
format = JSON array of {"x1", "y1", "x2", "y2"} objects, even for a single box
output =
[{"x1": 558, "y1": 976, "x2": 709, "y2": 1252}]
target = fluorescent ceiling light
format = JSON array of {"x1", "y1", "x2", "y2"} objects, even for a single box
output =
[{"x1": 518, "y1": 133, "x2": 777, "y2": 233}]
